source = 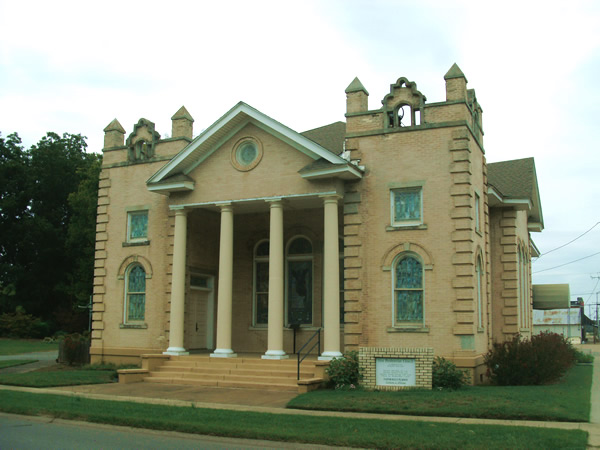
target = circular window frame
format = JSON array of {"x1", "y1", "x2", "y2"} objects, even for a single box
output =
[{"x1": 231, "y1": 137, "x2": 263, "y2": 172}]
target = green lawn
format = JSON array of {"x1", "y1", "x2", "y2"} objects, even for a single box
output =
[
  {"x1": 288, "y1": 365, "x2": 592, "y2": 423},
  {"x1": 0, "y1": 339, "x2": 58, "y2": 355},
  {"x1": 0, "y1": 359, "x2": 37, "y2": 369},
  {"x1": 0, "y1": 368, "x2": 116, "y2": 387},
  {"x1": 0, "y1": 390, "x2": 587, "y2": 449}
]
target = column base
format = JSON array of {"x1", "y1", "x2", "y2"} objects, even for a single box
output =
[
  {"x1": 262, "y1": 350, "x2": 289, "y2": 360},
  {"x1": 318, "y1": 351, "x2": 343, "y2": 361},
  {"x1": 210, "y1": 349, "x2": 238, "y2": 358},
  {"x1": 163, "y1": 347, "x2": 189, "y2": 356}
]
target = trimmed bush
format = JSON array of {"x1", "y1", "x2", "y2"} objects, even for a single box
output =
[
  {"x1": 485, "y1": 332, "x2": 575, "y2": 385},
  {"x1": 58, "y1": 333, "x2": 90, "y2": 365},
  {"x1": 574, "y1": 349, "x2": 594, "y2": 364},
  {"x1": 432, "y1": 357, "x2": 468, "y2": 390},
  {"x1": 0, "y1": 307, "x2": 51, "y2": 338},
  {"x1": 326, "y1": 350, "x2": 362, "y2": 389}
]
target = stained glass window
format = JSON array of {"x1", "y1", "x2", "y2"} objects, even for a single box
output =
[
  {"x1": 288, "y1": 260, "x2": 312, "y2": 325},
  {"x1": 128, "y1": 211, "x2": 148, "y2": 241},
  {"x1": 126, "y1": 265, "x2": 145, "y2": 321},
  {"x1": 287, "y1": 237, "x2": 313, "y2": 325},
  {"x1": 254, "y1": 240, "x2": 269, "y2": 326},
  {"x1": 255, "y1": 261, "x2": 269, "y2": 325},
  {"x1": 476, "y1": 257, "x2": 483, "y2": 328},
  {"x1": 237, "y1": 142, "x2": 258, "y2": 166},
  {"x1": 392, "y1": 188, "x2": 421, "y2": 224},
  {"x1": 288, "y1": 237, "x2": 312, "y2": 255},
  {"x1": 394, "y1": 255, "x2": 423, "y2": 325}
]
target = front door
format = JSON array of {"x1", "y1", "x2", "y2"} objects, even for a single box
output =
[{"x1": 185, "y1": 274, "x2": 214, "y2": 350}]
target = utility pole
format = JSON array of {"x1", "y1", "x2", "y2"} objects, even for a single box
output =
[{"x1": 591, "y1": 275, "x2": 600, "y2": 343}]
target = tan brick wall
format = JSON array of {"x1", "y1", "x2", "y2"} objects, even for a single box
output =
[
  {"x1": 490, "y1": 208, "x2": 532, "y2": 343},
  {"x1": 91, "y1": 134, "x2": 189, "y2": 362}
]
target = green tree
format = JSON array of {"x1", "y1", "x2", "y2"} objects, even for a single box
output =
[
  {"x1": 0, "y1": 133, "x2": 32, "y2": 312},
  {"x1": 0, "y1": 131, "x2": 101, "y2": 333}
]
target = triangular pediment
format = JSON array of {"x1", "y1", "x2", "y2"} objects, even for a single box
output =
[{"x1": 147, "y1": 102, "x2": 361, "y2": 192}]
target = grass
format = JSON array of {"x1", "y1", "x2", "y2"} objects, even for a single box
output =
[
  {"x1": 288, "y1": 365, "x2": 592, "y2": 423},
  {"x1": 0, "y1": 366, "x2": 117, "y2": 387},
  {"x1": 0, "y1": 338, "x2": 58, "y2": 355},
  {"x1": 0, "y1": 359, "x2": 37, "y2": 369},
  {"x1": 0, "y1": 390, "x2": 587, "y2": 449}
]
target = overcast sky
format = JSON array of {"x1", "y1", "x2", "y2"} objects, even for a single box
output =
[{"x1": 1, "y1": 1, "x2": 599, "y2": 316}]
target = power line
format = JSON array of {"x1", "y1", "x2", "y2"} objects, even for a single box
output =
[
  {"x1": 535, "y1": 221, "x2": 599, "y2": 260},
  {"x1": 532, "y1": 250, "x2": 600, "y2": 274},
  {"x1": 585, "y1": 277, "x2": 600, "y2": 303}
]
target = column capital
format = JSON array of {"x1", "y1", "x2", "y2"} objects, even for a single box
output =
[
  {"x1": 265, "y1": 197, "x2": 284, "y2": 204},
  {"x1": 319, "y1": 193, "x2": 343, "y2": 203},
  {"x1": 218, "y1": 202, "x2": 233, "y2": 213},
  {"x1": 266, "y1": 198, "x2": 284, "y2": 208},
  {"x1": 170, "y1": 205, "x2": 187, "y2": 213}
]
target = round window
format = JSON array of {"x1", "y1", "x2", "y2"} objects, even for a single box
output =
[
  {"x1": 237, "y1": 142, "x2": 258, "y2": 166},
  {"x1": 231, "y1": 137, "x2": 263, "y2": 171}
]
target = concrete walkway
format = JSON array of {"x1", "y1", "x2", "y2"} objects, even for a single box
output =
[
  {"x1": 1, "y1": 344, "x2": 599, "y2": 447},
  {"x1": 0, "y1": 350, "x2": 58, "y2": 374}
]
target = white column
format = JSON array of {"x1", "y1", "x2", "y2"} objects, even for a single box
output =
[
  {"x1": 164, "y1": 208, "x2": 189, "y2": 355},
  {"x1": 263, "y1": 199, "x2": 288, "y2": 359},
  {"x1": 320, "y1": 195, "x2": 343, "y2": 360},
  {"x1": 211, "y1": 204, "x2": 237, "y2": 358}
]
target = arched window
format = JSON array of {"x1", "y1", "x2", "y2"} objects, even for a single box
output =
[
  {"x1": 393, "y1": 254, "x2": 423, "y2": 326},
  {"x1": 518, "y1": 245, "x2": 526, "y2": 329},
  {"x1": 286, "y1": 236, "x2": 313, "y2": 325},
  {"x1": 520, "y1": 246, "x2": 530, "y2": 329},
  {"x1": 476, "y1": 256, "x2": 484, "y2": 329},
  {"x1": 339, "y1": 238, "x2": 345, "y2": 324},
  {"x1": 125, "y1": 264, "x2": 146, "y2": 322},
  {"x1": 253, "y1": 240, "x2": 269, "y2": 326}
]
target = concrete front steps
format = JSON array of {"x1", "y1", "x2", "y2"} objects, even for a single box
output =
[{"x1": 118, "y1": 354, "x2": 329, "y2": 393}]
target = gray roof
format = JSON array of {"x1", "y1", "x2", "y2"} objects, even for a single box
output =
[
  {"x1": 488, "y1": 157, "x2": 543, "y2": 229},
  {"x1": 301, "y1": 122, "x2": 346, "y2": 155},
  {"x1": 487, "y1": 157, "x2": 535, "y2": 200}
]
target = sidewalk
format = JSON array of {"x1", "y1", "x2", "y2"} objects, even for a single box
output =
[
  {"x1": 0, "y1": 350, "x2": 58, "y2": 374},
  {"x1": 1, "y1": 345, "x2": 599, "y2": 447}
]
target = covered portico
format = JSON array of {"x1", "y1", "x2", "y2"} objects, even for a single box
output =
[{"x1": 145, "y1": 102, "x2": 363, "y2": 361}]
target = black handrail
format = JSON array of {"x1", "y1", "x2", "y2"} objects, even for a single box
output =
[{"x1": 296, "y1": 328, "x2": 321, "y2": 380}]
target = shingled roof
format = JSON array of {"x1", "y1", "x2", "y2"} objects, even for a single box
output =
[
  {"x1": 487, "y1": 157, "x2": 535, "y2": 199},
  {"x1": 487, "y1": 157, "x2": 543, "y2": 230},
  {"x1": 301, "y1": 121, "x2": 346, "y2": 155}
]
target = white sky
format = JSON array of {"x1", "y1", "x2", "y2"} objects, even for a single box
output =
[{"x1": 1, "y1": 0, "x2": 599, "y2": 316}]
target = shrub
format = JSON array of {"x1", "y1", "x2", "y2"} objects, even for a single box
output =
[
  {"x1": 432, "y1": 357, "x2": 468, "y2": 390},
  {"x1": 485, "y1": 332, "x2": 575, "y2": 385},
  {"x1": 0, "y1": 307, "x2": 51, "y2": 338},
  {"x1": 326, "y1": 350, "x2": 362, "y2": 389},
  {"x1": 58, "y1": 333, "x2": 90, "y2": 365},
  {"x1": 573, "y1": 349, "x2": 594, "y2": 364}
]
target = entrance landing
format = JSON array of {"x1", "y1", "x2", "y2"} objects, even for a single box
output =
[{"x1": 119, "y1": 353, "x2": 327, "y2": 393}]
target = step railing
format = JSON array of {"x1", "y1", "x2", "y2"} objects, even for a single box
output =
[{"x1": 296, "y1": 327, "x2": 321, "y2": 380}]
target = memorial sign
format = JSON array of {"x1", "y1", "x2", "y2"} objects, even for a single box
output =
[{"x1": 376, "y1": 358, "x2": 416, "y2": 387}]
